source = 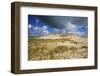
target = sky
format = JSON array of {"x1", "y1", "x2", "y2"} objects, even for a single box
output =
[{"x1": 28, "y1": 15, "x2": 88, "y2": 37}]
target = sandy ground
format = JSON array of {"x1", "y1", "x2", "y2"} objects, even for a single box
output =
[{"x1": 28, "y1": 34, "x2": 88, "y2": 60}]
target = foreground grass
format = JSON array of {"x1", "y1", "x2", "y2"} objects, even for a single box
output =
[{"x1": 28, "y1": 37, "x2": 88, "y2": 60}]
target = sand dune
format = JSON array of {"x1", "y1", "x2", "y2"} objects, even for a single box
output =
[{"x1": 28, "y1": 34, "x2": 88, "y2": 60}]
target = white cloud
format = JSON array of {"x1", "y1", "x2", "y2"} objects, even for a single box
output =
[
  {"x1": 54, "y1": 28, "x2": 67, "y2": 34},
  {"x1": 43, "y1": 25, "x2": 48, "y2": 30},
  {"x1": 68, "y1": 31, "x2": 86, "y2": 36},
  {"x1": 30, "y1": 25, "x2": 49, "y2": 36},
  {"x1": 34, "y1": 26, "x2": 39, "y2": 31},
  {"x1": 28, "y1": 24, "x2": 32, "y2": 28},
  {"x1": 76, "y1": 32, "x2": 85, "y2": 36},
  {"x1": 65, "y1": 22, "x2": 77, "y2": 31},
  {"x1": 42, "y1": 25, "x2": 49, "y2": 35},
  {"x1": 43, "y1": 30, "x2": 49, "y2": 34}
]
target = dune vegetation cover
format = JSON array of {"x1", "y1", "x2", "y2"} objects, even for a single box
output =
[{"x1": 28, "y1": 15, "x2": 88, "y2": 61}]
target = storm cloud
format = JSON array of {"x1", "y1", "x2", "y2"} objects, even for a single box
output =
[{"x1": 36, "y1": 15, "x2": 88, "y2": 29}]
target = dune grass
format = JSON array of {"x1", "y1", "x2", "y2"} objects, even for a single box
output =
[{"x1": 28, "y1": 36, "x2": 88, "y2": 61}]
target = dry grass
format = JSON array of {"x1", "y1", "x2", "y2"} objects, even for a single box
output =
[{"x1": 28, "y1": 35, "x2": 88, "y2": 61}]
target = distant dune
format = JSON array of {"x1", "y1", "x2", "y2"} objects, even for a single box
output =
[{"x1": 37, "y1": 33, "x2": 82, "y2": 39}]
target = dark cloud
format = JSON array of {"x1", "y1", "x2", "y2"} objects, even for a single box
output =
[
  {"x1": 33, "y1": 15, "x2": 88, "y2": 29},
  {"x1": 71, "y1": 17, "x2": 88, "y2": 26}
]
